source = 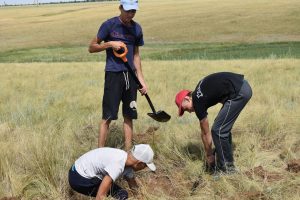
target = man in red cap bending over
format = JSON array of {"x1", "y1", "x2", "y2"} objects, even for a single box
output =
[{"x1": 175, "y1": 72, "x2": 252, "y2": 174}]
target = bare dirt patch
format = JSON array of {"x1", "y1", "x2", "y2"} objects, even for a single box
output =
[
  {"x1": 145, "y1": 170, "x2": 182, "y2": 198},
  {"x1": 236, "y1": 192, "x2": 267, "y2": 200},
  {"x1": 147, "y1": 175, "x2": 175, "y2": 195},
  {"x1": 261, "y1": 135, "x2": 285, "y2": 150},
  {"x1": 286, "y1": 159, "x2": 300, "y2": 173},
  {"x1": 245, "y1": 166, "x2": 283, "y2": 182},
  {"x1": 134, "y1": 126, "x2": 159, "y2": 143}
]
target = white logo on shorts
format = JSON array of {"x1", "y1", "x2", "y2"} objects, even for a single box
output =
[{"x1": 130, "y1": 101, "x2": 137, "y2": 110}]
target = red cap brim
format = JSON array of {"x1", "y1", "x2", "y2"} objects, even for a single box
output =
[{"x1": 175, "y1": 90, "x2": 191, "y2": 117}]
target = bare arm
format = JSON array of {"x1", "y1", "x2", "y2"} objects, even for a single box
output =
[
  {"x1": 199, "y1": 117, "x2": 214, "y2": 164},
  {"x1": 95, "y1": 175, "x2": 113, "y2": 200},
  {"x1": 88, "y1": 37, "x2": 125, "y2": 53},
  {"x1": 133, "y1": 46, "x2": 147, "y2": 95}
]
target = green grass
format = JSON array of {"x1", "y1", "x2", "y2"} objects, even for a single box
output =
[
  {"x1": 1, "y1": 42, "x2": 300, "y2": 62},
  {"x1": 147, "y1": 42, "x2": 300, "y2": 60},
  {"x1": 0, "y1": 45, "x2": 97, "y2": 63}
]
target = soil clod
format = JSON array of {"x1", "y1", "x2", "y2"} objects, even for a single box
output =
[
  {"x1": 245, "y1": 166, "x2": 283, "y2": 182},
  {"x1": 286, "y1": 159, "x2": 300, "y2": 173}
]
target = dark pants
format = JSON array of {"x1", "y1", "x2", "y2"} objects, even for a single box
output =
[
  {"x1": 68, "y1": 165, "x2": 128, "y2": 199},
  {"x1": 211, "y1": 80, "x2": 252, "y2": 170}
]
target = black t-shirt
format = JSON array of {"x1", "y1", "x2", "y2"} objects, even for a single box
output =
[{"x1": 192, "y1": 72, "x2": 244, "y2": 120}]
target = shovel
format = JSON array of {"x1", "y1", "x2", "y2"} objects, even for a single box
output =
[{"x1": 113, "y1": 45, "x2": 171, "y2": 122}]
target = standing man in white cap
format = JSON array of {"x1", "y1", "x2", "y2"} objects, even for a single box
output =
[
  {"x1": 69, "y1": 144, "x2": 156, "y2": 200},
  {"x1": 88, "y1": 0, "x2": 147, "y2": 150}
]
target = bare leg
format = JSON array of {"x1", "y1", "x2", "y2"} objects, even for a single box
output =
[
  {"x1": 98, "y1": 119, "x2": 111, "y2": 148},
  {"x1": 123, "y1": 117, "x2": 133, "y2": 151}
]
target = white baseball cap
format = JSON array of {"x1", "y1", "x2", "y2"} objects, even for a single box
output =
[
  {"x1": 131, "y1": 144, "x2": 156, "y2": 171},
  {"x1": 120, "y1": 0, "x2": 139, "y2": 11}
]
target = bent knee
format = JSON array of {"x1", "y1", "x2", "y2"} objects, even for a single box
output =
[
  {"x1": 211, "y1": 127, "x2": 231, "y2": 138},
  {"x1": 211, "y1": 126, "x2": 219, "y2": 136}
]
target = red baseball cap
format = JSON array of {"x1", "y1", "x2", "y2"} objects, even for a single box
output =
[{"x1": 175, "y1": 90, "x2": 191, "y2": 116}]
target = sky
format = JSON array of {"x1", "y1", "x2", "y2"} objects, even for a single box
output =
[{"x1": 1, "y1": 0, "x2": 85, "y2": 5}]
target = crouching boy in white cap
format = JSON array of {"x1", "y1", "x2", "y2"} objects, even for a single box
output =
[{"x1": 69, "y1": 144, "x2": 156, "y2": 200}]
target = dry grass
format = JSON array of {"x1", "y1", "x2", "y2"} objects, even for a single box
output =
[
  {"x1": 0, "y1": 0, "x2": 300, "y2": 52},
  {"x1": 0, "y1": 59, "x2": 299, "y2": 199},
  {"x1": 0, "y1": 0, "x2": 299, "y2": 199}
]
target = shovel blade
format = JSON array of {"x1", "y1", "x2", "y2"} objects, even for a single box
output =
[{"x1": 147, "y1": 111, "x2": 171, "y2": 122}]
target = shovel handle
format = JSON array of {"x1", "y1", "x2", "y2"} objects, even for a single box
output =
[
  {"x1": 144, "y1": 94, "x2": 156, "y2": 113},
  {"x1": 113, "y1": 46, "x2": 157, "y2": 114},
  {"x1": 123, "y1": 60, "x2": 157, "y2": 114},
  {"x1": 113, "y1": 45, "x2": 128, "y2": 62}
]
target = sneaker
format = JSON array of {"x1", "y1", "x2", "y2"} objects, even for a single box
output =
[{"x1": 219, "y1": 162, "x2": 239, "y2": 174}]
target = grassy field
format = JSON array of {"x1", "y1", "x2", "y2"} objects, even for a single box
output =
[
  {"x1": 0, "y1": 0, "x2": 300, "y2": 199},
  {"x1": 0, "y1": 0, "x2": 300, "y2": 61},
  {"x1": 1, "y1": 41, "x2": 300, "y2": 62},
  {"x1": 0, "y1": 60, "x2": 299, "y2": 199}
]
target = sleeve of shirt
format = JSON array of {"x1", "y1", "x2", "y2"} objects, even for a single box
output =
[
  {"x1": 97, "y1": 20, "x2": 110, "y2": 41},
  {"x1": 135, "y1": 25, "x2": 144, "y2": 46},
  {"x1": 194, "y1": 98, "x2": 208, "y2": 121},
  {"x1": 104, "y1": 164, "x2": 123, "y2": 182},
  {"x1": 195, "y1": 109, "x2": 208, "y2": 121}
]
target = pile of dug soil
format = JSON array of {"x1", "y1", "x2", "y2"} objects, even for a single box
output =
[
  {"x1": 245, "y1": 166, "x2": 283, "y2": 182},
  {"x1": 286, "y1": 159, "x2": 300, "y2": 173}
]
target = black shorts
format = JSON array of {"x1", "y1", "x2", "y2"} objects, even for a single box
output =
[{"x1": 102, "y1": 71, "x2": 138, "y2": 120}]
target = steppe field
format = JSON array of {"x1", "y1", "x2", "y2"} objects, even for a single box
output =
[{"x1": 0, "y1": 0, "x2": 299, "y2": 199}]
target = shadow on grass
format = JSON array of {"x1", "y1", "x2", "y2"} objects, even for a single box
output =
[
  {"x1": 106, "y1": 123, "x2": 125, "y2": 149},
  {"x1": 183, "y1": 142, "x2": 204, "y2": 161}
]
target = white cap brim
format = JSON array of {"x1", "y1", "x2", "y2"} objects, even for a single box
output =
[
  {"x1": 123, "y1": 4, "x2": 139, "y2": 11},
  {"x1": 147, "y1": 163, "x2": 156, "y2": 171}
]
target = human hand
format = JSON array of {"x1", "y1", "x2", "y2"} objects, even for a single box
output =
[
  {"x1": 110, "y1": 41, "x2": 126, "y2": 51},
  {"x1": 138, "y1": 83, "x2": 148, "y2": 95},
  {"x1": 206, "y1": 154, "x2": 215, "y2": 166}
]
